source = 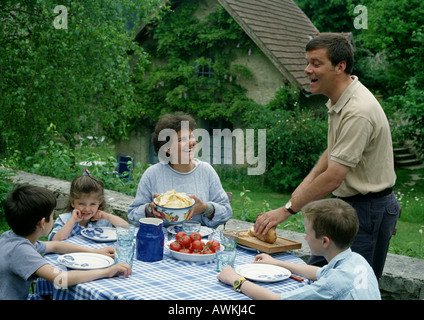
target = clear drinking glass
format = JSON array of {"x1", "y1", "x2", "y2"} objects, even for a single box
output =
[
  {"x1": 114, "y1": 242, "x2": 135, "y2": 267},
  {"x1": 216, "y1": 231, "x2": 239, "y2": 272},
  {"x1": 219, "y1": 231, "x2": 238, "y2": 251},
  {"x1": 116, "y1": 224, "x2": 135, "y2": 245},
  {"x1": 216, "y1": 246, "x2": 237, "y2": 272},
  {"x1": 182, "y1": 220, "x2": 201, "y2": 235}
]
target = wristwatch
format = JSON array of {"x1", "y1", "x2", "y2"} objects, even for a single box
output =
[
  {"x1": 285, "y1": 200, "x2": 298, "y2": 215},
  {"x1": 233, "y1": 277, "x2": 247, "y2": 292}
]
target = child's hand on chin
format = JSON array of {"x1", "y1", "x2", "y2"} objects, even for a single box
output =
[
  {"x1": 71, "y1": 209, "x2": 84, "y2": 222},
  {"x1": 90, "y1": 210, "x2": 108, "y2": 222}
]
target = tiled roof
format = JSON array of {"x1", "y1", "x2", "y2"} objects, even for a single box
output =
[{"x1": 218, "y1": 0, "x2": 319, "y2": 92}]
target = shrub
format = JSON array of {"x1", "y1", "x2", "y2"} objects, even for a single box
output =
[
  {"x1": 244, "y1": 97, "x2": 327, "y2": 192},
  {"x1": 387, "y1": 77, "x2": 424, "y2": 156},
  {"x1": 0, "y1": 166, "x2": 14, "y2": 234}
]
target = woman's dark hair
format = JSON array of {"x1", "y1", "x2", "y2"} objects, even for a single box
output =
[
  {"x1": 4, "y1": 184, "x2": 57, "y2": 236},
  {"x1": 152, "y1": 112, "x2": 197, "y2": 155}
]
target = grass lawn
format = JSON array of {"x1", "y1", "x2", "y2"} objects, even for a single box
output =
[
  {"x1": 223, "y1": 167, "x2": 424, "y2": 260},
  {"x1": 390, "y1": 220, "x2": 423, "y2": 257},
  {"x1": 1, "y1": 142, "x2": 422, "y2": 259},
  {"x1": 221, "y1": 183, "x2": 305, "y2": 233},
  {"x1": 388, "y1": 168, "x2": 424, "y2": 259}
]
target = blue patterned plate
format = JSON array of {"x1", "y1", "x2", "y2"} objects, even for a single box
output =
[
  {"x1": 235, "y1": 263, "x2": 291, "y2": 282},
  {"x1": 57, "y1": 252, "x2": 114, "y2": 270},
  {"x1": 81, "y1": 227, "x2": 117, "y2": 242}
]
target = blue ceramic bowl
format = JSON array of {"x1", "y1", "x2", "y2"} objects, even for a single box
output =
[{"x1": 153, "y1": 197, "x2": 195, "y2": 224}]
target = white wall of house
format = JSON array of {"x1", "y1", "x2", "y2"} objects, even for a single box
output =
[
  {"x1": 114, "y1": 125, "x2": 151, "y2": 167},
  {"x1": 232, "y1": 49, "x2": 287, "y2": 105}
]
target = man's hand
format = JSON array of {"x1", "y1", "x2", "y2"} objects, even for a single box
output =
[{"x1": 254, "y1": 207, "x2": 290, "y2": 235}]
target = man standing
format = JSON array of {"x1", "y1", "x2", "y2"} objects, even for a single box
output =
[{"x1": 254, "y1": 33, "x2": 400, "y2": 279}]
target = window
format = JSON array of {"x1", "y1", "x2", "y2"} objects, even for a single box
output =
[{"x1": 194, "y1": 54, "x2": 215, "y2": 82}]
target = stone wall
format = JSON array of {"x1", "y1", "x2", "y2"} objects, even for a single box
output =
[
  {"x1": 8, "y1": 170, "x2": 134, "y2": 219},
  {"x1": 8, "y1": 170, "x2": 424, "y2": 300}
]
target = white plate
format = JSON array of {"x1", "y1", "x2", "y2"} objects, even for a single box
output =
[
  {"x1": 167, "y1": 225, "x2": 214, "y2": 238},
  {"x1": 57, "y1": 252, "x2": 114, "y2": 270},
  {"x1": 235, "y1": 263, "x2": 291, "y2": 282},
  {"x1": 166, "y1": 241, "x2": 218, "y2": 263},
  {"x1": 81, "y1": 227, "x2": 117, "y2": 242},
  {"x1": 237, "y1": 243, "x2": 262, "y2": 253}
]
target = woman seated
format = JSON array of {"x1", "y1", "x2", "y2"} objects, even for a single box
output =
[{"x1": 127, "y1": 112, "x2": 232, "y2": 228}]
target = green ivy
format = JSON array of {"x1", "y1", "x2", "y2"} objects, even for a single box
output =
[{"x1": 133, "y1": 0, "x2": 256, "y2": 122}]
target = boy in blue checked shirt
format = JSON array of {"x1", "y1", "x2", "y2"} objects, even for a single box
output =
[
  {"x1": 217, "y1": 198, "x2": 381, "y2": 300},
  {"x1": 0, "y1": 184, "x2": 131, "y2": 300}
]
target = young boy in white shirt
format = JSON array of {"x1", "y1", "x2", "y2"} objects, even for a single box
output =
[{"x1": 217, "y1": 198, "x2": 381, "y2": 300}]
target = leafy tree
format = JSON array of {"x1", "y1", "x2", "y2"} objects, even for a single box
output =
[
  {"x1": 356, "y1": 0, "x2": 424, "y2": 93},
  {"x1": 385, "y1": 26, "x2": 424, "y2": 154},
  {"x1": 295, "y1": 0, "x2": 354, "y2": 33},
  {"x1": 356, "y1": 0, "x2": 424, "y2": 153},
  {"x1": 0, "y1": 0, "x2": 161, "y2": 162}
]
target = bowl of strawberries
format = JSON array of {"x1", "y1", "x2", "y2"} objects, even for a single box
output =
[{"x1": 167, "y1": 231, "x2": 222, "y2": 263}]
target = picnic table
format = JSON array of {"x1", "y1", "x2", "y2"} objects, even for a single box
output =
[{"x1": 35, "y1": 228, "x2": 307, "y2": 300}]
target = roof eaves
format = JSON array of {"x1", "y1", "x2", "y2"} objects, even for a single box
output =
[{"x1": 218, "y1": 0, "x2": 304, "y2": 91}]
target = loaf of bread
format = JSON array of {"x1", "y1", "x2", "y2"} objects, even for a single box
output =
[{"x1": 248, "y1": 226, "x2": 277, "y2": 244}]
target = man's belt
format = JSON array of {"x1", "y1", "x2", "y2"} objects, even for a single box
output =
[{"x1": 336, "y1": 187, "x2": 393, "y2": 202}]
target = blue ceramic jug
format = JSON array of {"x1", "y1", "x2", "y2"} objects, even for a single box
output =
[{"x1": 136, "y1": 218, "x2": 164, "y2": 262}]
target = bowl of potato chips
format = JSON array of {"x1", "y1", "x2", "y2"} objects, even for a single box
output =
[{"x1": 153, "y1": 190, "x2": 195, "y2": 224}]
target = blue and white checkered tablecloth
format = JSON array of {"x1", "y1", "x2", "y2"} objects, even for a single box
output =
[{"x1": 35, "y1": 229, "x2": 306, "y2": 300}]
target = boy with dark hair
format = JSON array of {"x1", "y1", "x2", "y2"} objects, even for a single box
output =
[
  {"x1": 0, "y1": 184, "x2": 131, "y2": 300},
  {"x1": 218, "y1": 198, "x2": 381, "y2": 300}
]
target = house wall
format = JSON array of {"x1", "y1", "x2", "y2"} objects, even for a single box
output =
[
  {"x1": 194, "y1": 0, "x2": 218, "y2": 20},
  {"x1": 232, "y1": 49, "x2": 287, "y2": 105},
  {"x1": 114, "y1": 126, "x2": 151, "y2": 167},
  {"x1": 115, "y1": 0, "x2": 288, "y2": 166},
  {"x1": 195, "y1": 0, "x2": 287, "y2": 106}
]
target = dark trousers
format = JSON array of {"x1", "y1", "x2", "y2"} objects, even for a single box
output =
[{"x1": 307, "y1": 192, "x2": 400, "y2": 279}]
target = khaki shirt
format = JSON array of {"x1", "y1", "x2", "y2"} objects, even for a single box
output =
[{"x1": 327, "y1": 76, "x2": 396, "y2": 197}]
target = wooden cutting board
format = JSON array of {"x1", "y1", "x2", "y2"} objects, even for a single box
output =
[{"x1": 223, "y1": 229, "x2": 302, "y2": 254}]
